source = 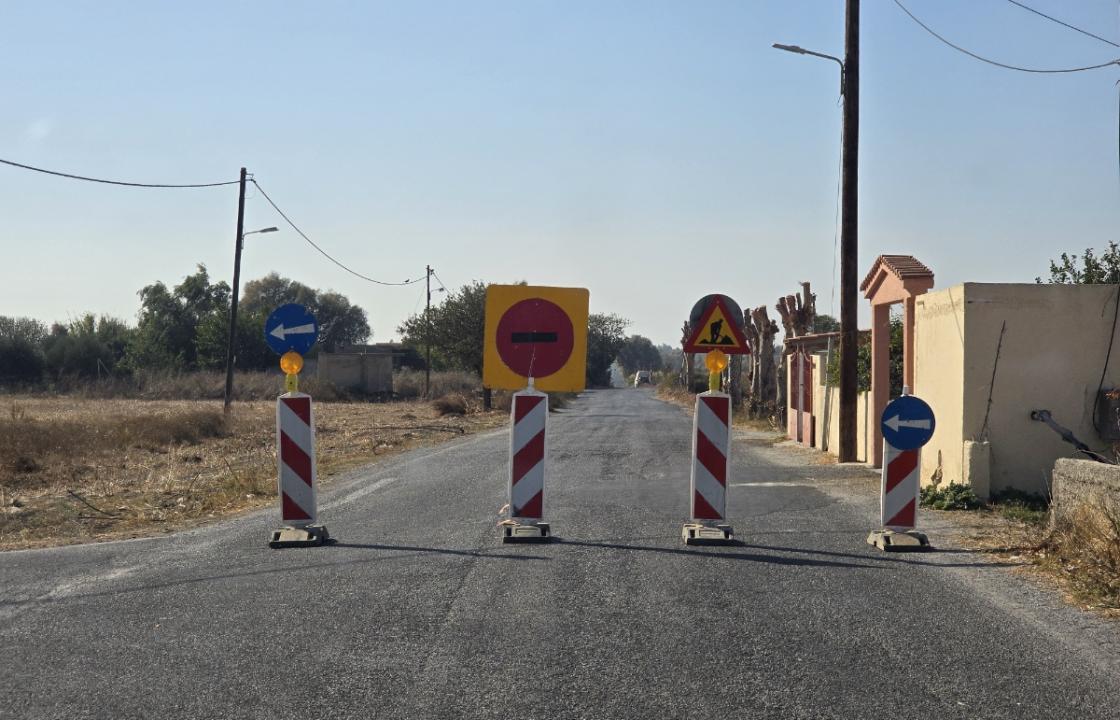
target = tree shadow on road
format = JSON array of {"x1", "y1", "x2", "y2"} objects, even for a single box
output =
[
  {"x1": 552, "y1": 538, "x2": 878, "y2": 569},
  {"x1": 548, "y1": 537, "x2": 1019, "y2": 570},
  {"x1": 0, "y1": 543, "x2": 547, "y2": 610},
  {"x1": 327, "y1": 541, "x2": 547, "y2": 561}
]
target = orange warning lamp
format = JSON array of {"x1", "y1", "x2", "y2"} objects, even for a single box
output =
[
  {"x1": 705, "y1": 350, "x2": 728, "y2": 374},
  {"x1": 280, "y1": 351, "x2": 303, "y2": 375}
]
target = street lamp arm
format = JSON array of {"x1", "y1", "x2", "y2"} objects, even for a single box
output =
[{"x1": 772, "y1": 43, "x2": 846, "y2": 94}]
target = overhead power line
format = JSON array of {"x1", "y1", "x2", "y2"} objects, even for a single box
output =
[
  {"x1": 892, "y1": 0, "x2": 1120, "y2": 73},
  {"x1": 250, "y1": 179, "x2": 423, "y2": 287},
  {"x1": 1005, "y1": 0, "x2": 1120, "y2": 49},
  {"x1": 0, "y1": 157, "x2": 241, "y2": 188}
]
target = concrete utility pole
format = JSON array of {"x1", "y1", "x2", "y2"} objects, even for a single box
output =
[
  {"x1": 425, "y1": 264, "x2": 432, "y2": 398},
  {"x1": 223, "y1": 167, "x2": 248, "y2": 413},
  {"x1": 838, "y1": 0, "x2": 860, "y2": 462}
]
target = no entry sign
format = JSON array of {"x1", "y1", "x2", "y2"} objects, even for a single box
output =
[
  {"x1": 484, "y1": 285, "x2": 589, "y2": 391},
  {"x1": 495, "y1": 298, "x2": 575, "y2": 378}
]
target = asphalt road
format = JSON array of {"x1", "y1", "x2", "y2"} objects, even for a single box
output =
[{"x1": 3, "y1": 388, "x2": 1119, "y2": 720}]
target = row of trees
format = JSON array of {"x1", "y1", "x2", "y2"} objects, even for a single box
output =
[
  {"x1": 1, "y1": 265, "x2": 371, "y2": 384},
  {"x1": 394, "y1": 280, "x2": 635, "y2": 387},
  {"x1": 5, "y1": 264, "x2": 667, "y2": 390}
]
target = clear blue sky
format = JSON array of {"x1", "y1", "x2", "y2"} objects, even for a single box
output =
[{"x1": 3, "y1": 1, "x2": 1119, "y2": 346}]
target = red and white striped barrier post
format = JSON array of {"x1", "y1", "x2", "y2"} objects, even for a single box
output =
[
  {"x1": 868, "y1": 392, "x2": 934, "y2": 551},
  {"x1": 502, "y1": 386, "x2": 551, "y2": 541},
  {"x1": 881, "y1": 443, "x2": 919, "y2": 532},
  {"x1": 269, "y1": 392, "x2": 330, "y2": 547},
  {"x1": 682, "y1": 391, "x2": 734, "y2": 544}
]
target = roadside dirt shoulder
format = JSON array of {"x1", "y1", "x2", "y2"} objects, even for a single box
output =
[{"x1": 1, "y1": 396, "x2": 506, "y2": 550}]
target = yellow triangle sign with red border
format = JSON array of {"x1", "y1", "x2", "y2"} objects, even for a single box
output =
[{"x1": 684, "y1": 297, "x2": 751, "y2": 354}]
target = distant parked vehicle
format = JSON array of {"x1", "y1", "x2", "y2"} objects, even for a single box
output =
[{"x1": 634, "y1": 370, "x2": 652, "y2": 387}]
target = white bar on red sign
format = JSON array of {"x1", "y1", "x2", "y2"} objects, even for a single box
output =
[
  {"x1": 881, "y1": 441, "x2": 920, "y2": 531},
  {"x1": 691, "y1": 392, "x2": 730, "y2": 522},
  {"x1": 277, "y1": 392, "x2": 317, "y2": 527},
  {"x1": 509, "y1": 389, "x2": 547, "y2": 520}
]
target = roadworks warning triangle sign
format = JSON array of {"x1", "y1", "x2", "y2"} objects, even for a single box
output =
[{"x1": 684, "y1": 297, "x2": 751, "y2": 354}]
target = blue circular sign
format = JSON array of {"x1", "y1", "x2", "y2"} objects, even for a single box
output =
[
  {"x1": 264, "y1": 303, "x2": 319, "y2": 356},
  {"x1": 880, "y1": 395, "x2": 936, "y2": 451}
]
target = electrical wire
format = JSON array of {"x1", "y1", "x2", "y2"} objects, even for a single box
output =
[
  {"x1": 892, "y1": 0, "x2": 1120, "y2": 73},
  {"x1": 0, "y1": 157, "x2": 241, "y2": 188},
  {"x1": 431, "y1": 270, "x2": 449, "y2": 293},
  {"x1": 1005, "y1": 0, "x2": 1120, "y2": 49},
  {"x1": 250, "y1": 179, "x2": 423, "y2": 287}
]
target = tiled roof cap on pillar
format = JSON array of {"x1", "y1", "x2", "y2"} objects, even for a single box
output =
[{"x1": 861, "y1": 255, "x2": 934, "y2": 304}]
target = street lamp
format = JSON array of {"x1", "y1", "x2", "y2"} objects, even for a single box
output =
[
  {"x1": 242, "y1": 226, "x2": 279, "y2": 239},
  {"x1": 224, "y1": 218, "x2": 282, "y2": 412},
  {"x1": 773, "y1": 5, "x2": 860, "y2": 464},
  {"x1": 772, "y1": 44, "x2": 845, "y2": 94}
]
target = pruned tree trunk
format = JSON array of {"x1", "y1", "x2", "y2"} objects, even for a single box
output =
[
  {"x1": 776, "y1": 281, "x2": 817, "y2": 338},
  {"x1": 729, "y1": 353, "x2": 743, "y2": 406},
  {"x1": 745, "y1": 305, "x2": 778, "y2": 419},
  {"x1": 680, "y1": 320, "x2": 692, "y2": 388}
]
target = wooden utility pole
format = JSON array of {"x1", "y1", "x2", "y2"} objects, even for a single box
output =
[
  {"x1": 223, "y1": 167, "x2": 248, "y2": 413},
  {"x1": 425, "y1": 264, "x2": 432, "y2": 397},
  {"x1": 838, "y1": 0, "x2": 860, "y2": 462}
]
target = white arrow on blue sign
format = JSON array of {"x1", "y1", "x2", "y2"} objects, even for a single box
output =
[
  {"x1": 264, "y1": 303, "x2": 319, "y2": 356},
  {"x1": 880, "y1": 395, "x2": 936, "y2": 451}
]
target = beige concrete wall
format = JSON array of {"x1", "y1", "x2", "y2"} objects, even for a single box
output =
[
  {"x1": 914, "y1": 286, "x2": 967, "y2": 493},
  {"x1": 915, "y1": 283, "x2": 1120, "y2": 497},
  {"x1": 318, "y1": 352, "x2": 393, "y2": 394},
  {"x1": 962, "y1": 283, "x2": 1120, "y2": 495},
  {"x1": 813, "y1": 352, "x2": 873, "y2": 463}
]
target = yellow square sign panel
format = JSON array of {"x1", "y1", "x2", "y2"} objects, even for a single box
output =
[{"x1": 483, "y1": 285, "x2": 590, "y2": 391}]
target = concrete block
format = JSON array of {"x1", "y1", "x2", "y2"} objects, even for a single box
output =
[
  {"x1": 501, "y1": 521, "x2": 551, "y2": 543},
  {"x1": 1051, "y1": 458, "x2": 1120, "y2": 528},
  {"x1": 963, "y1": 440, "x2": 991, "y2": 500},
  {"x1": 866, "y1": 529, "x2": 930, "y2": 552},
  {"x1": 269, "y1": 524, "x2": 330, "y2": 549},
  {"x1": 681, "y1": 523, "x2": 734, "y2": 546}
]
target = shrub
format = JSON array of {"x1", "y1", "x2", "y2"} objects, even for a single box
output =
[
  {"x1": 1, "y1": 404, "x2": 228, "y2": 487},
  {"x1": 432, "y1": 393, "x2": 468, "y2": 416},
  {"x1": 920, "y1": 483, "x2": 982, "y2": 510},
  {"x1": 0, "y1": 337, "x2": 45, "y2": 385},
  {"x1": 990, "y1": 487, "x2": 1050, "y2": 525},
  {"x1": 394, "y1": 369, "x2": 480, "y2": 400},
  {"x1": 1043, "y1": 501, "x2": 1120, "y2": 609}
]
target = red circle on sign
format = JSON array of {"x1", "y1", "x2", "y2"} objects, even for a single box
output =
[{"x1": 496, "y1": 299, "x2": 575, "y2": 379}]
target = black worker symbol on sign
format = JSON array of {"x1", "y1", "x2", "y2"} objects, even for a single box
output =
[{"x1": 708, "y1": 319, "x2": 724, "y2": 345}]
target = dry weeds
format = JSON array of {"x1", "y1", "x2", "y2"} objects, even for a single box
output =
[
  {"x1": 0, "y1": 395, "x2": 505, "y2": 549},
  {"x1": 941, "y1": 498, "x2": 1120, "y2": 618}
]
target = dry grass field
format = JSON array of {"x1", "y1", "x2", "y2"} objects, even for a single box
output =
[{"x1": 0, "y1": 394, "x2": 506, "y2": 549}]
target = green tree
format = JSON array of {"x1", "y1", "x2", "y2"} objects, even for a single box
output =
[
  {"x1": 1039, "y1": 241, "x2": 1120, "y2": 284},
  {"x1": 586, "y1": 313, "x2": 630, "y2": 387},
  {"x1": 240, "y1": 273, "x2": 317, "y2": 316},
  {"x1": 195, "y1": 308, "x2": 274, "y2": 371},
  {"x1": 0, "y1": 316, "x2": 47, "y2": 384},
  {"x1": 825, "y1": 314, "x2": 903, "y2": 397},
  {"x1": 813, "y1": 314, "x2": 840, "y2": 333},
  {"x1": 241, "y1": 272, "x2": 370, "y2": 353},
  {"x1": 316, "y1": 291, "x2": 371, "y2": 351},
  {"x1": 42, "y1": 314, "x2": 133, "y2": 379},
  {"x1": 656, "y1": 343, "x2": 683, "y2": 374},
  {"x1": 616, "y1": 334, "x2": 662, "y2": 376},
  {"x1": 126, "y1": 265, "x2": 229, "y2": 371},
  {"x1": 398, "y1": 281, "x2": 487, "y2": 373}
]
